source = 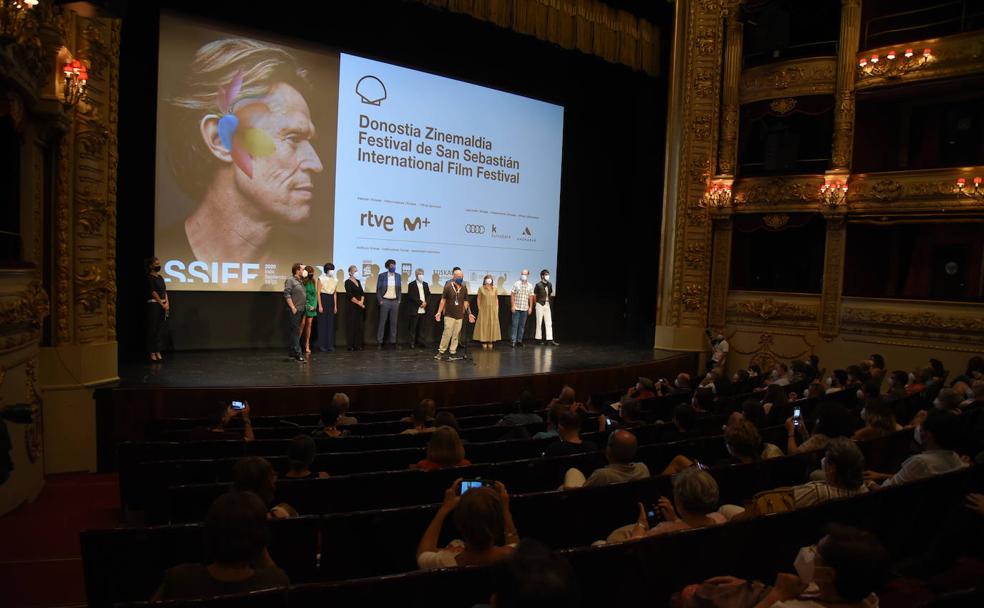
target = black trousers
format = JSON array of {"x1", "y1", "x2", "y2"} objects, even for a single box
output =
[
  {"x1": 346, "y1": 304, "x2": 364, "y2": 349},
  {"x1": 408, "y1": 311, "x2": 428, "y2": 346},
  {"x1": 146, "y1": 302, "x2": 167, "y2": 353},
  {"x1": 288, "y1": 309, "x2": 304, "y2": 356}
]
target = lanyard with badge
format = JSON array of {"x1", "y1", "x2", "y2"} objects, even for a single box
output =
[{"x1": 452, "y1": 283, "x2": 461, "y2": 307}]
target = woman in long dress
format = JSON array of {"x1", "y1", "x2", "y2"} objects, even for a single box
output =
[{"x1": 473, "y1": 274, "x2": 501, "y2": 350}]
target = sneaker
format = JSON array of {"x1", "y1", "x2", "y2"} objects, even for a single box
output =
[
  {"x1": 434, "y1": 352, "x2": 444, "y2": 360},
  {"x1": 510, "y1": 342, "x2": 517, "y2": 348},
  {"x1": 549, "y1": 341, "x2": 560, "y2": 346},
  {"x1": 447, "y1": 353, "x2": 461, "y2": 361},
  {"x1": 297, "y1": 355, "x2": 306, "y2": 363}
]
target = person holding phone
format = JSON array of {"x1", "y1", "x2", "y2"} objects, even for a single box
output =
[
  {"x1": 416, "y1": 478, "x2": 519, "y2": 569},
  {"x1": 191, "y1": 401, "x2": 255, "y2": 441}
]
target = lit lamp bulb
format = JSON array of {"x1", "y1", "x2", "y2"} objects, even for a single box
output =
[
  {"x1": 870, "y1": 54, "x2": 879, "y2": 63},
  {"x1": 887, "y1": 50, "x2": 896, "y2": 60},
  {"x1": 923, "y1": 48, "x2": 932, "y2": 57},
  {"x1": 859, "y1": 58, "x2": 868, "y2": 67},
  {"x1": 904, "y1": 48, "x2": 914, "y2": 58}
]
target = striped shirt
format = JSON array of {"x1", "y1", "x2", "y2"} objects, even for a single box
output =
[{"x1": 792, "y1": 480, "x2": 868, "y2": 508}]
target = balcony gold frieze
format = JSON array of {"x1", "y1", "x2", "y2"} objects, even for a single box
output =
[
  {"x1": 739, "y1": 57, "x2": 837, "y2": 104},
  {"x1": 726, "y1": 292, "x2": 821, "y2": 328},
  {"x1": 731, "y1": 174, "x2": 823, "y2": 210},
  {"x1": 856, "y1": 30, "x2": 984, "y2": 91},
  {"x1": 841, "y1": 297, "x2": 984, "y2": 345},
  {"x1": 847, "y1": 167, "x2": 984, "y2": 211}
]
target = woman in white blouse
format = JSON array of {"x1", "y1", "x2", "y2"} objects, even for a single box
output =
[{"x1": 316, "y1": 263, "x2": 338, "y2": 352}]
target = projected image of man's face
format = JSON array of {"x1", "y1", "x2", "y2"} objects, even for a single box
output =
[{"x1": 226, "y1": 83, "x2": 323, "y2": 223}]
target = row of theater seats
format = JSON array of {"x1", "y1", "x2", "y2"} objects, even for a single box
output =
[{"x1": 85, "y1": 459, "x2": 982, "y2": 608}]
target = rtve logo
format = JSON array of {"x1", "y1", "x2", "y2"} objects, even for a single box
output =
[
  {"x1": 360, "y1": 210, "x2": 430, "y2": 232},
  {"x1": 465, "y1": 224, "x2": 486, "y2": 234}
]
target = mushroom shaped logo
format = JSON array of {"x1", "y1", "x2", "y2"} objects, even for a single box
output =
[{"x1": 356, "y1": 75, "x2": 387, "y2": 105}]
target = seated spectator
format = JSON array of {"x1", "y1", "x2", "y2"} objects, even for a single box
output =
[
  {"x1": 825, "y1": 369, "x2": 848, "y2": 394},
  {"x1": 963, "y1": 380, "x2": 984, "y2": 412},
  {"x1": 866, "y1": 409, "x2": 967, "y2": 488},
  {"x1": 232, "y1": 457, "x2": 294, "y2": 519},
  {"x1": 284, "y1": 435, "x2": 327, "y2": 479},
  {"x1": 626, "y1": 377, "x2": 657, "y2": 401},
  {"x1": 928, "y1": 358, "x2": 946, "y2": 386},
  {"x1": 533, "y1": 402, "x2": 568, "y2": 440},
  {"x1": 607, "y1": 467, "x2": 725, "y2": 543},
  {"x1": 416, "y1": 479, "x2": 518, "y2": 569},
  {"x1": 884, "y1": 370, "x2": 909, "y2": 402},
  {"x1": 577, "y1": 393, "x2": 610, "y2": 432},
  {"x1": 660, "y1": 403, "x2": 698, "y2": 442},
  {"x1": 730, "y1": 368, "x2": 751, "y2": 394},
  {"x1": 329, "y1": 392, "x2": 358, "y2": 425},
  {"x1": 433, "y1": 411, "x2": 461, "y2": 432},
  {"x1": 761, "y1": 384, "x2": 788, "y2": 415},
  {"x1": 401, "y1": 399, "x2": 436, "y2": 435},
  {"x1": 490, "y1": 539, "x2": 578, "y2": 607},
  {"x1": 692, "y1": 388, "x2": 715, "y2": 414},
  {"x1": 613, "y1": 397, "x2": 646, "y2": 429},
  {"x1": 695, "y1": 524, "x2": 888, "y2": 608},
  {"x1": 933, "y1": 388, "x2": 962, "y2": 413},
  {"x1": 741, "y1": 399, "x2": 767, "y2": 428},
  {"x1": 802, "y1": 381, "x2": 825, "y2": 402},
  {"x1": 312, "y1": 402, "x2": 351, "y2": 438},
  {"x1": 766, "y1": 362, "x2": 792, "y2": 387},
  {"x1": 399, "y1": 397, "x2": 436, "y2": 426},
  {"x1": 191, "y1": 401, "x2": 255, "y2": 441},
  {"x1": 787, "y1": 401, "x2": 855, "y2": 455},
  {"x1": 747, "y1": 364, "x2": 764, "y2": 389},
  {"x1": 497, "y1": 391, "x2": 544, "y2": 426},
  {"x1": 411, "y1": 426, "x2": 471, "y2": 470},
  {"x1": 966, "y1": 355, "x2": 984, "y2": 381},
  {"x1": 727, "y1": 419, "x2": 783, "y2": 463},
  {"x1": 906, "y1": 368, "x2": 928, "y2": 396},
  {"x1": 152, "y1": 491, "x2": 287, "y2": 600},
  {"x1": 852, "y1": 399, "x2": 902, "y2": 441},
  {"x1": 721, "y1": 438, "x2": 868, "y2": 520},
  {"x1": 544, "y1": 410, "x2": 598, "y2": 457},
  {"x1": 656, "y1": 373, "x2": 692, "y2": 397},
  {"x1": 562, "y1": 429, "x2": 649, "y2": 489},
  {"x1": 551, "y1": 385, "x2": 577, "y2": 407},
  {"x1": 845, "y1": 364, "x2": 868, "y2": 390},
  {"x1": 791, "y1": 360, "x2": 811, "y2": 385}
]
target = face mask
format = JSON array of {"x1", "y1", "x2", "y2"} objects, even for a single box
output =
[
  {"x1": 825, "y1": 377, "x2": 833, "y2": 387},
  {"x1": 856, "y1": 389, "x2": 864, "y2": 401},
  {"x1": 932, "y1": 398, "x2": 942, "y2": 409},
  {"x1": 909, "y1": 373, "x2": 916, "y2": 384},
  {"x1": 543, "y1": 275, "x2": 550, "y2": 282},
  {"x1": 725, "y1": 443, "x2": 735, "y2": 457},
  {"x1": 416, "y1": 274, "x2": 424, "y2": 281},
  {"x1": 152, "y1": 264, "x2": 161, "y2": 272},
  {"x1": 484, "y1": 278, "x2": 493, "y2": 285},
  {"x1": 793, "y1": 545, "x2": 818, "y2": 584},
  {"x1": 301, "y1": 269, "x2": 309, "y2": 278},
  {"x1": 676, "y1": 379, "x2": 684, "y2": 388},
  {"x1": 388, "y1": 265, "x2": 395, "y2": 272},
  {"x1": 748, "y1": 370, "x2": 758, "y2": 378},
  {"x1": 860, "y1": 407, "x2": 867, "y2": 421},
  {"x1": 454, "y1": 277, "x2": 463, "y2": 285},
  {"x1": 888, "y1": 378, "x2": 895, "y2": 387},
  {"x1": 771, "y1": 371, "x2": 779, "y2": 380},
  {"x1": 914, "y1": 425, "x2": 924, "y2": 445},
  {"x1": 521, "y1": 275, "x2": 528, "y2": 282},
  {"x1": 732, "y1": 374, "x2": 739, "y2": 382},
  {"x1": 966, "y1": 388, "x2": 975, "y2": 399}
]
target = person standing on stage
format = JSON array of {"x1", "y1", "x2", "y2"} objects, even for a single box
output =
[
  {"x1": 533, "y1": 268, "x2": 559, "y2": 346},
  {"x1": 407, "y1": 267, "x2": 431, "y2": 349},
  {"x1": 375, "y1": 258, "x2": 402, "y2": 349},
  {"x1": 345, "y1": 265, "x2": 366, "y2": 351},
  {"x1": 510, "y1": 269, "x2": 534, "y2": 348},
  {"x1": 434, "y1": 268, "x2": 475, "y2": 361},
  {"x1": 284, "y1": 263, "x2": 307, "y2": 362},
  {"x1": 300, "y1": 265, "x2": 317, "y2": 355},
  {"x1": 317, "y1": 263, "x2": 338, "y2": 352},
  {"x1": 474, "y1": 273, "x2": 501, "y2": 350},
  {"x1": 146, "y1": 256, "x2": 169, "y2": 362}
]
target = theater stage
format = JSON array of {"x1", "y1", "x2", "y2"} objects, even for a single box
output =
[{"x1": 101, "y1": 343, "x2": 696, "y2": 451}]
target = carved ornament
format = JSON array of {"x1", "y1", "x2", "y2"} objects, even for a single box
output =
[{"x1": 739, "y1": 57, "x2": 837, "y2": 104}]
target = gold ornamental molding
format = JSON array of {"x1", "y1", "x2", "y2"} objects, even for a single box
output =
[
  {"x1": 412, "y1": 0, "x2": 662, "y2": 75},
  {"x1": 730, "y1": 331, "x2": 816, "y2": 372},
  {"x1": 841, "y1": 306, "x2": 984, "y2": 346},
  {"x1": 848, "y1": 167, "x2": 984, "y2": 213},
  {"x1": 856, "y1": 30, "x2": 984, "y2": 91},
  {"x1": 726, "y1": 295, "x2": 820, "y2": 328},
  {"x1": 732, "y1": 175, "x2": 823, "y2": 210},
  {"x1": 739, "y1": 57, "x2": 837, "y2": 104},
  {"x1": 0, "y1": 278, "x2": 50, "y2": 353}
]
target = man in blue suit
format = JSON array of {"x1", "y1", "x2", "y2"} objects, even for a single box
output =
[{"x1": 376, "y1": 258, "x2": 402, "y2": 348}]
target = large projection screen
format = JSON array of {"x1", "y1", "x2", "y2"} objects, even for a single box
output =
[{"x1": 155, "y1": 15, "x2": 564, "y2": 295}]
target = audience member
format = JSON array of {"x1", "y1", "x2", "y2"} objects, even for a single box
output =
[
  {"x1": 607, "y1": 467, "x2": 724, "y2": 543},
  {"x1": 412, "y1": 426, "x2": 471, "y2": 470},
  {"x1": 761, "y1": 384, "x2": 788, "y2": 415},
  {"x1": 416, "y1": 479, "x2": 518, "y2": 569},
  {"x1": 697, "y1": 524, "x2": 888, "y2": 608},
  {"x1": 329, "y1": 392, "x2": 358, "y2": 425},
  {"x1": 489, "y1": 539, "x2": 578, "y2": 608},
  {"x1": 533, "y1": 402, "x2": 568, "y2": 440},
  {"x1": 933, "y1": 388, "x2": 962, "y2": 413},
  {"x1": 656, "y1": 373, "x2": 692, "y2": 397},
  {"x1": 284, "y1": 435, "x2": 327, "y2": 479},
  {"x1": 152, "y1": 491, "x2": 287, "y2": 600},
  {"x1": 562, "y1": 430, "x2": 649, "y2": 489},
  {"x1": 692, "y1": 388, "x2": 715, "y2": 414},
  {"x1": 906, "y1": 368, "x2": 928, "y2": 396},
  {"x1": 614, "y1": 397, "x2": 646, "y2": 429},
  {"x1": 313, "y1": 402, "x2": 351, "y2": 438},
  {"x1": 497, "y1": 392, "x2": 544, "y2": 426},
  {"x1": 543, "y1": 410, "x2": 598, "y2": 457},
  {"x1": 866, "y1": 409, "x2": 966, "y2": 488},
  {"x1": 825, "y1": 369, "x2": 847, "y2": 394},
  {"x1": 740, "y1": 399, "x2": 767, "y2": 428},
  {"x1": 401, "y1": 399, "x2": 436, "y2": 435},
  {"x1": 626, "y1": 377, "x2": 657, "y2": 401},
  {"x1": 852, "y1": 399, "x2": 902, "y2": 441},
  {"x1": 884, "y1": 370, "x2": 908, "y2": 401},
  {"x1": 433, "y1": 411, "x2": 461, "y2": 433},
  {"x1": 766, "y1": 362, "x2": 792, "y2": 387},
  {"x1": 787, "y1": 402, "x2": 855, "y2": 455},
  {"x1": 660, "y1": 403, "x2": 698, "y2": 442},
  {"x1": 231, "y1": 457, "x2": 293, "y2": 519},
  {"x1": 191, "y1": 401, "x2": 255, "y2": 441}
]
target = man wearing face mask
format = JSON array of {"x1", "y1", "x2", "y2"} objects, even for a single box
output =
[
  {"x1": 864, "y1": 409, "x2": 966, "y2": 488},
  {"x1": 510, "y1": 269, "x2": 535, "y2": 347},
  {"x1": 406, "y1": 267, "x2": 431, "y2": 349},
  {"x1": 283, "y1": 262, "x2": 307, "y2": 362},
  {"x1": 533, "y1": 269, "x2": 559, "y2": 346},
  {"x1": 434, "y1": 268, "x2": 476, "y2": 361},
  {"x1": 375, "y1": 258, "x2": 402, "y2": 349}
]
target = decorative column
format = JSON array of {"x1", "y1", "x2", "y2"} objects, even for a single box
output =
[
  {"x1": 707, "y1": 210, "x2": 733, "y2": 332},
  {"x1": 654, "y1": 0, "x2": 731, "y2": 350},
  {"x1": 818, "y1": 209, "x2": 847, "y2": 339},
  {"x1": 830, "y1": 0, "x2": 861, "y2": 171},
  {"x1": 717, "y1": 11, "x2": 743, "y2": 177}
]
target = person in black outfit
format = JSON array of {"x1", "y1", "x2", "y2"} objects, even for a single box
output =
[
  {"x1": 344, "y1": 265, "x2": 366, "y2": 351},
  {"x1": 543, "y1": 410, "x2": 598, "y2": 457},
  {"x1": 406, "y1": 267, "x2": 432, "y2": 348},
  {"x1": 146, "y1": 256, "x2": 169, "y2": 362}
]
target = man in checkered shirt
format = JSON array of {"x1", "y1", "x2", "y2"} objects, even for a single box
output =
[{"x1": 510, "y1": 269, "x2": 535, "y2": 347}]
